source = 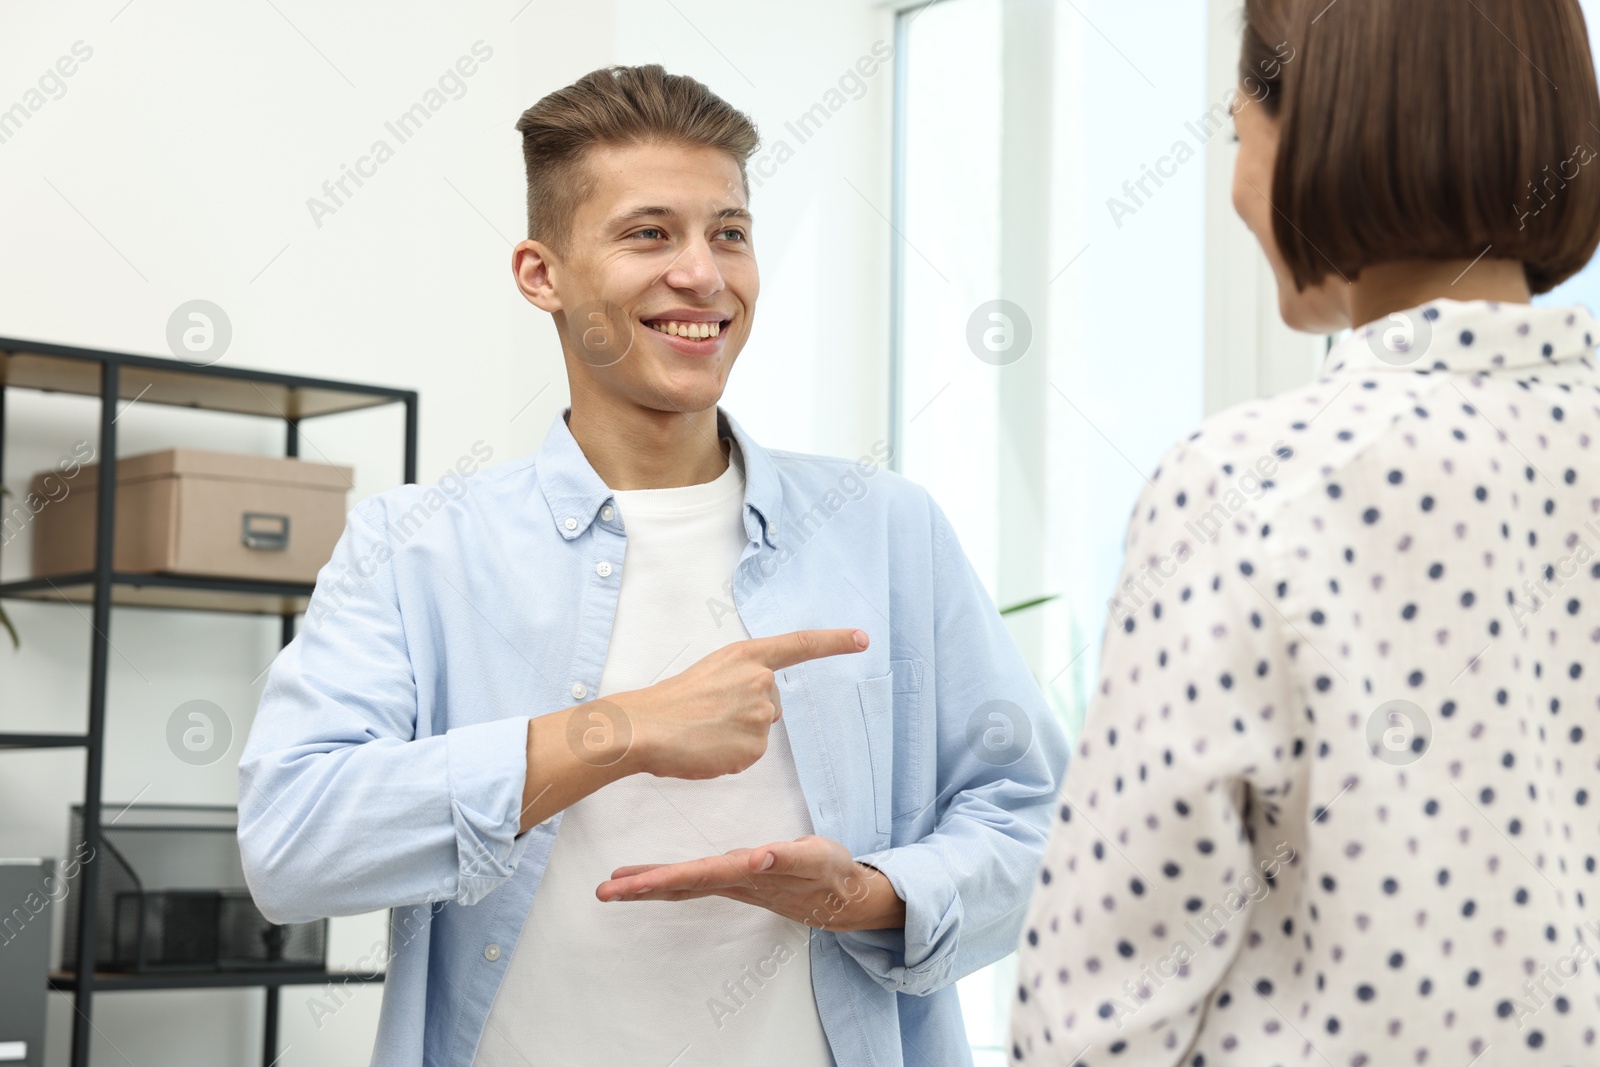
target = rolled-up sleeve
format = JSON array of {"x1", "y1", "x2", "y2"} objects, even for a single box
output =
[
  {"x1": 238, "y1": 498, "x2": 534, "y2": 924},
  {"x1": 837, "y1": 498, "x2": 1071, "y2": 995}
]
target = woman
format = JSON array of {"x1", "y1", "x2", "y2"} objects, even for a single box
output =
[{"x1": 1011, "y1": 0, "x2": 1600, "y2": 1063}]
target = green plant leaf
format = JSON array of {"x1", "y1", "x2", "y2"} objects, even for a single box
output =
[{"x1": 999, "y1": 594, "x2": 1060, "y2": 617}]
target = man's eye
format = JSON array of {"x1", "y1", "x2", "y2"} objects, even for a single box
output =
[
  {"x1": 718, "y1": 228, "x2": 747, "y2": 242},
  {"x1": 633, "y1": 227, "x2": 666, "y2": 240}
]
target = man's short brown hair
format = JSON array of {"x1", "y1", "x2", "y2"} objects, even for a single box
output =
[
  {"x1": 514, "y1": 65, "x2": 760, "y2": 251},
  {"x1": 1243, "y1": 0, "x2": 1600, "y2": 294}
]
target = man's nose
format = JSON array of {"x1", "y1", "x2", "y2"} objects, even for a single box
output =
[{"x1": 662, "y1": 237, "x2": 724, "y2": 298}]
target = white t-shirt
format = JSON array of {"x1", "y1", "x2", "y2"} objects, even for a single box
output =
[{"x1": 472, "y1": 442, "x2": 834, "y2": 1067}]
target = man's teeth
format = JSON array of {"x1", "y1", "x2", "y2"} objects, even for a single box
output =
[{"x1": 648, "y1": 320, "x2": 722, "y2": 339}]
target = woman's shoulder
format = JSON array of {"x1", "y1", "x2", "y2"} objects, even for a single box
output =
[{"x1": 1125, "y1": 370, "x2": 1429, "y2": 557}]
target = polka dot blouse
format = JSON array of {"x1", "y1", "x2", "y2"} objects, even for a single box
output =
[{"x1": 1011, "y1": 300, "x2": 1600, "y2": 1066}]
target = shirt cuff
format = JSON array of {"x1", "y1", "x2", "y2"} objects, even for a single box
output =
[
  {"x1": 834, "y1": 845, "x2": 961, "y2": 995},
  {"x1": 445, "y1": 715, "x2": 535, "y2": 906}
]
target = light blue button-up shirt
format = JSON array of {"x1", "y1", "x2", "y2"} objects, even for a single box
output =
[{"x1": 238, "y1": 407, "x2": 1068, "y2": 1067}]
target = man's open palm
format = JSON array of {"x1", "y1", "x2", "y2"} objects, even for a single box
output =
[{"x1": 596, "y1": 835, "x2": 905, "y2": 933}]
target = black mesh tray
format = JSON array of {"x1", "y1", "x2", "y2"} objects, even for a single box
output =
[{"x1": 62, "y1": 803, "x2": 327, "y2": 973}]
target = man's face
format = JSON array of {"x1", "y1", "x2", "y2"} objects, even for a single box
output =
[{"x1": 522, "y1": 141, "x2": 759, "y2": 416}]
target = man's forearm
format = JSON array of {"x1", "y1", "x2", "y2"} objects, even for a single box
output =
[{"x1": 519, "y1": 701, "x2": 643, "y2": 833}]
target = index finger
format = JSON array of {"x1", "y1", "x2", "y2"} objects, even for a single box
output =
[{"x1": 744, "y1": 628, "x2": 869, "y2": 671}]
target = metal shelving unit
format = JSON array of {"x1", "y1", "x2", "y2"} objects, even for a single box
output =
[{"x1": 0, "y1": 335, "x2": 418, "y2": 1067}]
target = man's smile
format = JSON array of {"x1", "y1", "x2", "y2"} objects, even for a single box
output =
[{"x1": 641, "y1": 308, "x2": 734, "y2": 353}]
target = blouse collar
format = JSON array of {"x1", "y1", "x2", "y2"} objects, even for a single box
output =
[{"x1": 1322, "y1": 299, "x2": 1600, "y2": 376}]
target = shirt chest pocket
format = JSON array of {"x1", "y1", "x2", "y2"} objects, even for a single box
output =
[{"x1": 854, "y1": 658, "x2": 924, "y2": 837}]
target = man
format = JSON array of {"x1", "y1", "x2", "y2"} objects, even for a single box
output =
[{"x1": 238, "y1": 63, "x2": 1066, "y2": 1067}]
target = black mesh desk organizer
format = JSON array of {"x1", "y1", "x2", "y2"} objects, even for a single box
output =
[{"x1": 63, "y1": 803, "x2": 326, "y2": 972}]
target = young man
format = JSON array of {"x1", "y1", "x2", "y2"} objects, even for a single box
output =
[{"x1": 238, "y1": 64, "x2": 1066, "y2": 1067}]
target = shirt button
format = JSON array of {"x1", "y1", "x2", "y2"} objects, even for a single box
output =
[
  {"x1": 600, "y1": 505, "x2": 615, "y2": 522},
  {"x1": 596, "y1": 561, "x2": 613, "y2": 578},
  {"x1": 563, "y1": 517, "x2": 578, "y2": 531},
  {"x1": 484, "y1": 943, "x2": 500, "y2": 962},
  {"x1": 571, "y1": 682, "x2": 588, "y2": 700}
]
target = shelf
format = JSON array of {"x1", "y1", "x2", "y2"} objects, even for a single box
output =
[
  {"x1": 1, "y1": 335, "x2": 417, "y2": 1067},
  {"x1": 0, "y1": 337, "x2": 413, "y2": 420},
  {"x1": 0, "y1": 733, "x2": 89, "y2": 749},
  {"x1": 0, "y1": 572, "x2": 311, "y2": 616},
  {"x1": 49, "y1": 969, "x2": 386, "y2": 993}
]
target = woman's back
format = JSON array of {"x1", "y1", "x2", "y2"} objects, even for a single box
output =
[{"x1": 1012, "y1": 298, "x2": 1600, "y2": 1064}]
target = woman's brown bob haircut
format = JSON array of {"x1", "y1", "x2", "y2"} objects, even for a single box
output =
[
  {"x1": 1241, "y1": 0, "x2": 1600, "y2": 294},
  {"x1": 515, "y1": 65, "x2": 760, "y2": 251}
]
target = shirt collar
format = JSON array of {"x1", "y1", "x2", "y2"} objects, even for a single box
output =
[
  {"x1": 533, "y1": 406, "x2": 783, "y2": 547},
  {"x1": 1322, "y1": 298, "x2": 1600, "y2": 376}
]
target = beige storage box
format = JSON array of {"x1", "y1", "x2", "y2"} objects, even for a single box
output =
[{"x1": 31, "y1": 448, "x2": 353, "y2": 584}]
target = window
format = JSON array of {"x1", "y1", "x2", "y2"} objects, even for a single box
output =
[
  {"x1": 1542, "y1": 0, "x2": 1600, "y2": 310},
  {"x1": 890, "y1": 0, "x2": 1210, "y2": 1057}
]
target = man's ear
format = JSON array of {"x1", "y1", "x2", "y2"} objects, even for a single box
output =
[{"x1": 513, "y1": 239, "x2": 562, "y2": 313}]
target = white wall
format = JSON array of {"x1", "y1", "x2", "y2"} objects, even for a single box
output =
[{"x1": 0, "y1": 1, "x2": 893, "y2": 1064}]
